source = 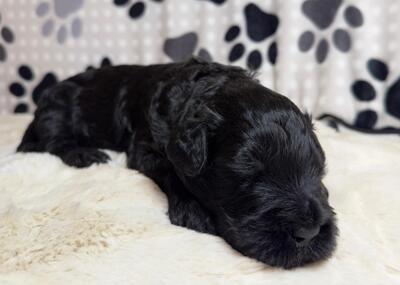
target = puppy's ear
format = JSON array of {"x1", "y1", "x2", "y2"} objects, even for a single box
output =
[
  {"x1": 167, "y1": 104, "x2": 222, "y2": 177},
  {"x1": 163, "y1": 74, "x2": 225, "y2": 177}
]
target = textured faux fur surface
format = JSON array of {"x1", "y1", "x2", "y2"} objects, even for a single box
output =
[{"x1": 0, "y1": 115, "x2": 399, "y2": 285}]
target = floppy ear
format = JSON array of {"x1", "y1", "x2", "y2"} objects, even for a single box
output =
[
  {"x1": 167, "y1": 103, "x2": 222, "y2": 177},
  {"x1": 148, "y1": 64, "x2": 227, "y2": 176},
  {"x1": 159, "y1": 72, "x2": 225, "y2": 177}
]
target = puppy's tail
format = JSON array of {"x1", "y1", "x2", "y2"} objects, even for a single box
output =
[{"x1": 16, "y1": 121, "x2": 43, "y2": 153}]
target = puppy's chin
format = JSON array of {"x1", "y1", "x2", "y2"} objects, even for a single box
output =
[{"x1": 216, "y1": 216, "x2": 338, "y2": 269}]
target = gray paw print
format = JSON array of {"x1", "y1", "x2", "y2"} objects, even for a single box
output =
[
  {"x1": 163, "y1": 32, "x2": 213, "y2": 62},
  {"x1": 299, "y1": 0, "x2": 363, "y2": 63},
  {"x1": 0, "y1": 12, "x2": 16, "y2": 62},
  {"x1": 36, "y1": 0, "x2": 84, "y2": 44}
]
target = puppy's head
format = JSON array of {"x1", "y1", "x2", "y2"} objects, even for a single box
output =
[
  {"x1": 154, "y1": 61, "x2": 337, "y2": 269},
  {"x1": 208, "y1": 105, "x2": 337, "y2": 269}
]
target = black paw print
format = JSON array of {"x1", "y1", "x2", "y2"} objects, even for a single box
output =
[
  {"x1": 299, "y1": 0, "x2": 363, "y2": 63},
  {"x1": 163, "y1": 32, "x2": 213, "y2": 62},
  {"x1": 0, "y1": 12, "x2": 16, "y2": 62},
  {"x1": 113, "y1": 0, "x2": 163, "y2": 20},
  {"x1": 225, "y1": 3, "x2": 279, "y2": 70},
  {"x1": 86, "y1": 56, "x2": 113, "y2": 70},
  {"x1": 351, "y1": 58, "x2": 400, "y2": 129},
  {"x1": 9, "y1": 65, "x2": 58, "y2": 113}
]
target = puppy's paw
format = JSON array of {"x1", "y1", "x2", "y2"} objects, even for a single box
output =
[
  {"x1": 61, "y1": 148, "x2": 110, "y2": 168},
  {"x1": 168, "y1": 198, "x2": 216, "y2": 235},
  {"x1": 16, "y1": 142, "x2": 41, "y2": 152}
]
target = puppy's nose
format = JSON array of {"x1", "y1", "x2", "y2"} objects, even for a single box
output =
[{"x1": 293, "y1": 226, "x2": 320, "y2": 246}]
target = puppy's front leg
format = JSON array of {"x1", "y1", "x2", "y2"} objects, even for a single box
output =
[
  {"x1": 163, "y1": 173, "x2": 216, "y2": 235},
  {"x1": 127, "y1": 136, "x2": 216, "y2": 235}
]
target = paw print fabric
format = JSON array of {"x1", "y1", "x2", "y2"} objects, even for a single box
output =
[
  {"x1": 36, "y1": 0, "x2": 84, "y2": 44},
  {"x1": 298, "y1": 0, "x2": 363, "y2": 63},
  {"x1": 0, "y1": 12, "x2": 15, "y2": 62},
  {"x1": 225, "y1": 3, "x2": 279, "y2": 69},
  {"x1": 1, "y1": 0, "x2": 400, "y2": 133}
]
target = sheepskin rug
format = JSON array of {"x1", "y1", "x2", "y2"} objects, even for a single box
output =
[{"x1": 0, "y1": 115, "x2": 399, "y2": 285}]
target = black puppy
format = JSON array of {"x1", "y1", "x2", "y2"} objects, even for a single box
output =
[{"x1": 17, "y1": 58, "x2": 337, "y2": 269}]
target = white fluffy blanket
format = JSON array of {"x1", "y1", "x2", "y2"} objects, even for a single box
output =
[{"x1": 0, "y1": 115, "x2": 399, "y2": 285}]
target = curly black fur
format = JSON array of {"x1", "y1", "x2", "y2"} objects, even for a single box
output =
[{"x1": 17, "y1": 58, "x2": 337, "y2": 269}]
